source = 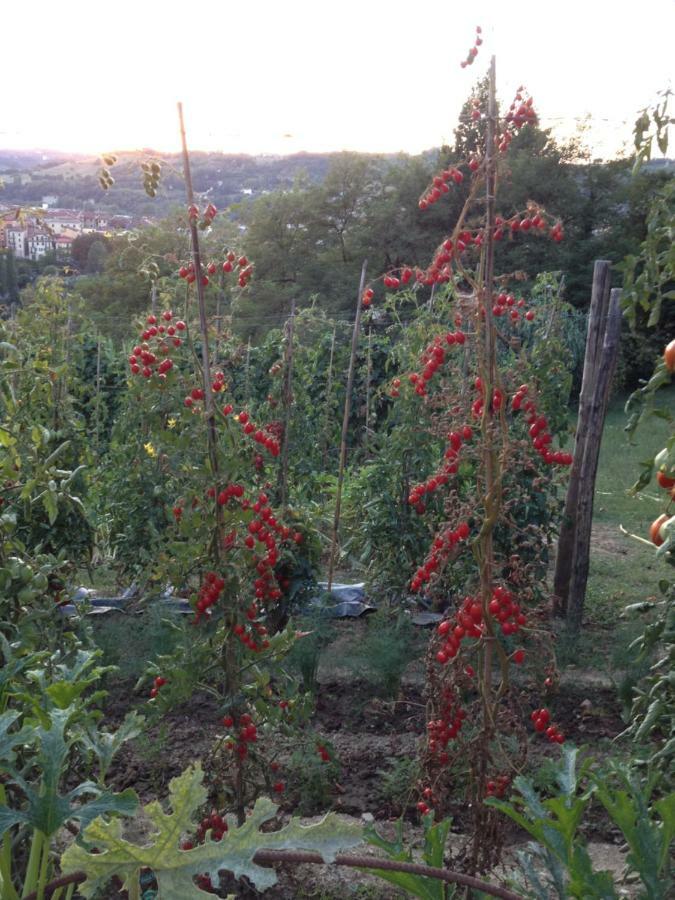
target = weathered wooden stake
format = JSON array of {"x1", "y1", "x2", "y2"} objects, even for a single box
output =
[
  {"x1": 566, "y1": 288, "x2": 622, "y2": 632},
  {"x1": 327, "y1": 260, "x2": 368, "y2": 593},
  {"x1": 553, "y1": 260, "x2": 612, "y2": 614}
]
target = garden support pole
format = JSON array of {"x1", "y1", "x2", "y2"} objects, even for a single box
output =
[
  {"x1": 95, "y1": 335, "x2": 102, "y2": 451},
  {"x1": 321, "y1": 325, "x2": 337, "y2": 469},
  {"x1": 553, "y1": 260, "x2": 612, "y2": 614},
  {"x1": 327, "y1": 260, "x2": 368, "y2": 593},
  {"x1": 178, "y1": 101, "x2": 221, "y2": 550},
  {"x1": 278, "y1": 298, "x2": 295, "y2": 508},
  {"x1": 364, "y1": 321, "x2": 372, "y2": 452},
  {"x1": 566, "y1": 288, "x2": 622, "y2": 632},
  {"x1": 472, "y1": 52, "x2": 500, "y2": 874}
]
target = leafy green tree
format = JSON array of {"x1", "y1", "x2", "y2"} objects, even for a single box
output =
[
  {"x1": 85, "y1": 239, "x2": 109, "y2": 274},
  {"x1": 0, "y1": 252, "x2": 7, "y2": 300},
  {"x1": 6, "y1": 250, "x2": 19, "y2": 304},
  {"x1": 452, "y1": 74, "x2": 490, "y2": 159}
]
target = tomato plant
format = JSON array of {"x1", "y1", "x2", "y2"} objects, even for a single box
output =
[{"x1": 351, "y1": 51, "x2": 576, "y2": 872}]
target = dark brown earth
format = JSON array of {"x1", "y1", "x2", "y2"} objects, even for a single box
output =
[{"x1": 95, "y1": 617, "x2": 631, "y2": 898}]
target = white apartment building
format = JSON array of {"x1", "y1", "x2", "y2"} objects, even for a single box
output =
[
  {"x1": 5, "y1": 226, "x2": 27, "y2": 258},
  {"x1": 27, "y1": 227, "x2": 54, "y2": 260}
]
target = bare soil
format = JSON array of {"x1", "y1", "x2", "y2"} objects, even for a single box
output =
[{"x1": 99, "y1": 616, "x2": 633, "y2": 898}]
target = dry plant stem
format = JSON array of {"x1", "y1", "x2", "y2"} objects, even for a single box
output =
[
  {"x1": 278, "y1": 298, "x2": 296, "y2": 508},
  {"x1": 471, "y1": 54, "x2": 501, "y2": 874},
  {"x1": 177, "y1": 101, "x2": 222, "y2": 559},
  {"x1": 321, "y1": 325, "x2": 337, "y2": 468},
  {"x1": 327, "y1": 259, "x2": 368, "y2": 593},
  {"x1": 31, "y1": 854, "x2": 523, "y2": 900}
]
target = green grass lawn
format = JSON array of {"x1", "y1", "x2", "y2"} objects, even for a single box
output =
[{"x1": 557, "y1": 391, "x2": 673, "y2": 672}]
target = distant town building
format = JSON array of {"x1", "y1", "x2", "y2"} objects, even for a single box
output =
[
  {"x1": 0, "y1": 205, "x2": 147, "y2": 260},
  {"x1": 27, "y1": 226, "x2": 53, "y2": 260},
  {"x1": 5, "y1": 225, "x2": 27, "y2": 258}
]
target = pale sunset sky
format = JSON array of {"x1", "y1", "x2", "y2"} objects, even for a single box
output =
[{"x1": 2, "y1": 0, "x2": 673, "y2": 159}]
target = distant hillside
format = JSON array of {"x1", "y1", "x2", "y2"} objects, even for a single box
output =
[{"x1": 0, "y1": 148, "x2": 407, "y2": 216}]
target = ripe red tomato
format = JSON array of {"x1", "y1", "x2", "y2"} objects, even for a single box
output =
[
  {"x1": 649, "y1": 513, "x2": 668, "y2": 547},
  {"x1": 664, "y1": 340, "x2": 675, "y2": 372},
  {"x1": 656, "y1": 471, "x2": 675, "y2": 490}
]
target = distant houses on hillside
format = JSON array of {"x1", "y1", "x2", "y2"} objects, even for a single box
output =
[{"x1": 0, "y1": 207, "x2": 139, "y2": 261}]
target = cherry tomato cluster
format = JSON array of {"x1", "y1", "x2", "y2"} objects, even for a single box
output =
[
  {"x1": 191, "y1": 807, "x2": 229, "y2": 846},
  {"x1": 223, "y1": 408, "x2": 281, "y2": 457},
  {"x1": 178, "y1": 249, "x2": 253, "y2": 288},
  {"x1": 408, "y1": 426, "x2": 473, "y2": 513},
  {"x1": 427, "y1": 686, "x2": 467, "y2": 761},
  {"x1": 187, "y1": 202, "x2": 217, "y2": 230},
  {"x1": 148, "y1": 675, "x2": 167, "y2": 699},
  {"x1": 485, "y1": 774, "x2": 511, "y2": 798},
  {"x1": 183, "y1": 370, "x2": 226, "y2": 406},
  {"x1": 511, "y1": 386, "x2": 573, "y2": 466},
  {"x1": 435, "y1": 595, "x2": 484, "y2": 663},
  {"x1": 460, "y1": 25, "x2": 482, "y2": 68},
  {"x1": 492, "y1": 292, "x2": 536, "y2": 322},
  {"x1": 471, "y1": 376, "x2": 503, "y2": 419},
  {"x1": 407, "y1": 330, "x2": 467, "y2": 397},
  {"x1": 223, "y1": 712, "x2": 258, "y2": 759},
  {"x1": 488, "y1": 585, "x2": 527, "y2": 637},
  {"x1": 531, "y1": 707, "x2": 565, "y2": 744},
  {"x1": 129, "y1": 312, "x2": 185, "y2": 378},
  {"x1": 410, "y1": 521, "x2": 471, "y2": 592},
  {"x1": 418, "y1": 166, "x2": 464, "y2": 211},
  {"x1": 497, "y1": 88, "x2": 537, "y2": 152},
  {"x1": 193, "y1": 571, "x2": 226, "y2": 623}
]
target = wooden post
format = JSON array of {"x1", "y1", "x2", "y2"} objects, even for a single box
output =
[
  {"x1": 321, "y1": 325, "x2": 337, "y2": 469},
  {"x1": 177, "y1": 102, "x2": 221, "y2": 552},
  {"x1": 566, "y1": 288, "x2": 622, "y2": 632},
  {"x1": 326, "y1": 260, "x2": 368, "y2": 593},
  {"x1": 553, "y1": 260, "x2": 612, "y2": 614},
  {"x1": 278, "y1": 298, "x2": 296, "y2": 508}
]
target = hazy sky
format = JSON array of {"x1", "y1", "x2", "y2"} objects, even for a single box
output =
[{"x1": 3, "y1": 0, "x2": 673, "y2": 159}]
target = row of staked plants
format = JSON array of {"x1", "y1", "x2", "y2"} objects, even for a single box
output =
[{"x1": 1, "y1": 41, "x2": 672, "y2": 900}]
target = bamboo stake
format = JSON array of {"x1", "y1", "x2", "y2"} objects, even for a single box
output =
[
  {"x1": 321, "y1": 325, "x2": 337, "y2": 469},
  {"x1": 95, "y1": 335, "x2": 102, "y2": 451},
  {"x1": 278, "y1": 298, "x2": 296, "y2": 508},
  {"x1": 177, "y1": 102, "x2": 221, "y2": 555},
  {"x1": 327, "y1": 260, "x2": 368, "y2": 593},
  {"x1": 244, "y1": 337, "x2": 252, "y2": 402},
  {"x1": 472, "y1": 53, "x2": 499, "y2": 875}
]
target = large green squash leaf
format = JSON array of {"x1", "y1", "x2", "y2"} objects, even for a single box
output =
[{"x1": 62, "y1": 762, "x2": 362, "y2": 897}]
